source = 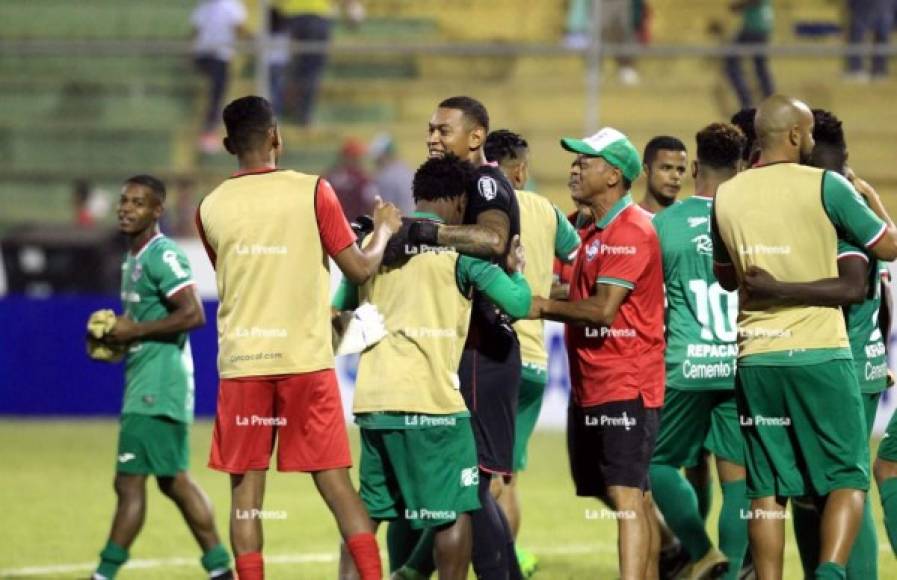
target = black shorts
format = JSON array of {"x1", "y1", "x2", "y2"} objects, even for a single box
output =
[
  {"x1": 459, "y1": 342, "x2": 521, "y2": 477},
  {"x1": 567, "y1": 397, "x2": 659, "y2": 496}
]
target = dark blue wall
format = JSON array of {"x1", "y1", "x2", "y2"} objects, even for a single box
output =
[{"x1": 0, "y1": 296, "x2": 221, "y2": 416}]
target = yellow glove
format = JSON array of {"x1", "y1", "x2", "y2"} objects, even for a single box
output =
[{"x1": 86, "y1": 309, "x2": 127, "y2": 363}]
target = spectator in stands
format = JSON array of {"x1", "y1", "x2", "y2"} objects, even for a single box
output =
[
  {"x1": 325, "y1": 137, "x2": 378, "y2": 222},
  {"x1": 845, "y1": 0, "x2": 896, "y2": 81},
  {"x1": 724, "y1": 0, "x2": 775, "y2": 109},
  {"x1": 73, "y1": 179, "x2": 95, "y2": 227},
  {"x1": 268, "y1": 7, "x2": 292, "y2": 116},
  {"x1": 368, "y1": 133, "x2": 414, "y2": 215},
  {"x1": 191, "y1": 0, "x2": 249, "y2": 154},
  {"x1": 564, "y1": 0, "x2": 642, "y2": 85},
  {"x1": 276, "y1": 0, "x2": 365, "y2": 127}
]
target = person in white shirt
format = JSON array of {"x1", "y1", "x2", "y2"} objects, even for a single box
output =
[{"x1": 191, "y1": 0, "x2": 249, "y2": 152}]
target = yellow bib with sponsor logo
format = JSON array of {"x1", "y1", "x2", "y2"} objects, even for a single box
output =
[
  {"x1": 354, "y1": 248, "x2": 471, "y2": 415},
  {"x1": 200, "y1": 170, "x2": 334, "y2": 378},
  {"x1": 512, "y1": 190, "x2": 559, "y2": 369},
  {"x1": 714, "y1": 163, "x2": 849, "y2": 357}
]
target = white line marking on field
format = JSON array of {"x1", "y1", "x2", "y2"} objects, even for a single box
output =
[{"x1": 0, "y1": 544, "x2": 613, "y2": 577}]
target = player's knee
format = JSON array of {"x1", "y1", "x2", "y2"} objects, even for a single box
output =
[
  {"x1": 113, "y1": 473, "x2": 145, "y2": 501},
  {"x1": 155, "y1": 473, "x2": 187, "y2": 499}
]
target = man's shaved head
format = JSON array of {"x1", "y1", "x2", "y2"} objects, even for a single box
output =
[{"x1": 755, "y1": 95, "x2": 815, "y2": 164}]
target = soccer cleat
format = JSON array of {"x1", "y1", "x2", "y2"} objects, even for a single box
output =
[
  {"x1": 659, "y1": 540, "x2": 690, "y2": 580},
  {"x1": 679, "y1": 548, "x2": 729, "y2": 580},
  {"x1": 516, "y1": 546, "x2": 539, "y2": 577}
]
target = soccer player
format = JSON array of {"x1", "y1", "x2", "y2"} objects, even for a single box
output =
[
  {"x1": 649, "y1": 124, "x2": 749, "y2": 580},
  {"x1": 637, "y1": 136, "x2": 688, "y2": 217},
  {"x1": 195, "y1": 96, "x2": 402, "y2": 580},
  {"x1": 484, "y1": 129, "x2": 581, "y2": 576},
  {"x1": 528, "y1": 128, "x2": 665, "y2": 580},
  {"x1": 92, "y1": 175, "x2": 232, "y2": 580},
  {"x1": 333, "y1": 154, "x2": 532, "y2": 580},
  {"x1": 402, "y1": 96, "x2": 524, "y2": 579},
  {"x1": 711, "y1": 94, "x2": 897, "y2": 580},
  {"x1": 740, "y1": 108, "x2": 891, "y2": 580}
]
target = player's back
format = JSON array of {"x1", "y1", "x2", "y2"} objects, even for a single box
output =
[
  {"x1": 355, "y1": 237, "x2": 471, "y2": 416},
  {"x1": 654, "y1": 196, "x2": 737, "y2": 389},
  {"x1": 714, "y1": 163, "x2": 848, "y2": 357},
  {"x1": 199, "y1": 169, "x2": 333, "y2": 378}
]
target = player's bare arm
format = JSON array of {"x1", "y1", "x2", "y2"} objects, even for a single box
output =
[
  {"x1": 436, "y1": 208, "x2": 510, "y2": 258},
  {"x1": 850, "y1": 175, "x2": 897, "y2": 261},
  {"x1": 107, "y1": 286, "x2": 204, "y2": 344},
  {"x1": 714, "y1": 262, "x2": 738, "y2": 292},
  {"x1": 739, "y1": 258, "x2": 867, "y2": 308},
  {"x1": 333, "y1": 197, "x2": 402, "y2": 284},
  {"x1": 528, "y1": 283, "x2": 629, "y2": 328}
]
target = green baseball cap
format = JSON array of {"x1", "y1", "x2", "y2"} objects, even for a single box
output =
[{"x1": 561, "y1": 127, "x2": 642, "y2": 183}]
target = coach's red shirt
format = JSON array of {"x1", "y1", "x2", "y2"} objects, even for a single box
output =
[{"x1": 565, "y1": 193, "x2": 665, "y2": 408}]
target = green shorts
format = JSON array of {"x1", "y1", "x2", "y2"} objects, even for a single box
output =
[
  {"x1": 359, "y1": 416, "x2": 481, "y2": 529},
  {"x1": 735, "y1": 361, "x2": 869, "y2": 498},
  {"x1": 513, "y1": 371, "x2": 547, "y2": 472},
  {"x1": 116, "y1": 413, "x2": 189, "y2": 476},
  {"x1": 878, "y1": 407, "x2": 897, "y2": 462},
  {"x1": 651, "y1": 388, "x2": 744, "y2": 468}
]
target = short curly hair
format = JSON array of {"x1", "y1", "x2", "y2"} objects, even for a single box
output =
[
  {"x1": 412, "y1": 153, "x2": 476, "y2": 203},
  {"x1": 696, "y1": 123, "x2": 746, "y2": 170},
  {"x1": 812, "y1": 109, "x2": 846, "y2": 150}
]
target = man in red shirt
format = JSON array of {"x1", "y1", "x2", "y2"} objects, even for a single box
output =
[{"x1": 528, "y1": 128, "x2": 665, "y2": 580}]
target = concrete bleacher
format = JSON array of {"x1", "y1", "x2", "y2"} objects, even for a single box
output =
[{"x1": 1, "y1": 0, "x2": 895, "y2": 232}]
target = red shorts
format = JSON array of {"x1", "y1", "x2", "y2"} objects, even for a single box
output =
[{"x1": 208, "y1": 369, "x2": 351, "y2": 473}]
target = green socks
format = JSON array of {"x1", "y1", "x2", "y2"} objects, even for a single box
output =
[
  {"x1": 880, "y1": 477, "x2": 897, "y2": 557},
  {"x1": 201, "y1": 544, "x2": 232, "y2": 576},
  {"x1": 815, "y1": 561, "x2": 846, "y2": 580},
  {"x1": 649, "y1": 464, "x2": 712, "y2": 561},
  {"x1": 96, "y1": 541, "x2": 128, "y2": 579},
  {"x1": 718, "y1": 479, "x2": 749, "y2": 580},
  {"x1": 845, "y1": 496, "x2": 877, "y2": 579}
]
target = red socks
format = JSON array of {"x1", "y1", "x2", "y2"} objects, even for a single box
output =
[
  {"x1": 346, "y1": 532, "x2": 382, "y2": 580},
  {"x1": 235, "y1": 552, "x2": 264, "y2": 580}
]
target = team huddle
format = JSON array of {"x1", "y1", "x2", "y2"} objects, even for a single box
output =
[{"x1": 85, "y1": 92, "x2": 897, "y2": 580}]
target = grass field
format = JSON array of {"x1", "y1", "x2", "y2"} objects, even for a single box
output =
[{"x1": 1, "y1": 420, "x2": 895, "y2": 579}]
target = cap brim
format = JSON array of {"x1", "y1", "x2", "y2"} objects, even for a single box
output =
[{"x1": 560, "y1": 138, "x2": 600, "y2": 156}]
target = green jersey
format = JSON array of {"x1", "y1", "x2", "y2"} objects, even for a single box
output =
[
  {"x1": 743, "y1": 0, "x2": 773, "y2": 34},
  {"x1": 654, "y1": 196, "x2": 738, "y2": 390},
  {"x1": 120, "y1": 233, "x2": 196, "y2": 423},
  {"x1": 838, "y1": 239, "x2": 889, "y2": 393}
]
